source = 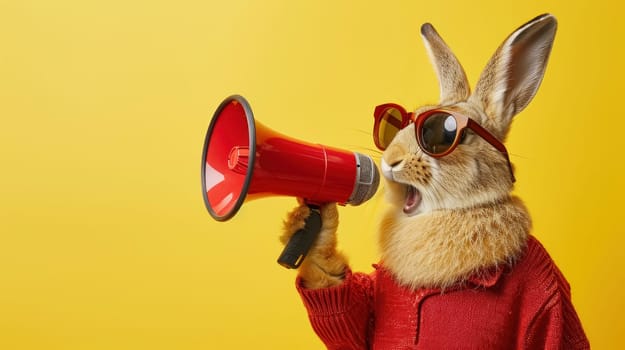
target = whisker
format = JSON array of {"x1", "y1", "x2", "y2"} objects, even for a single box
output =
[
  {"x1": 427, "y1": 168, "x2": 456, "y2": 206},
  {"x1": 350, "y1": 129, "x2": 374, "y2": 136},
  {"x1": 346, "y1": 146, "x2": 383, "y2": 155},
  {"x1": 428, "y1": 179, "x2": 446, "y2": 208},
  {"x1": 509, "y1": 152, "x2": 529, "y2": 160}
]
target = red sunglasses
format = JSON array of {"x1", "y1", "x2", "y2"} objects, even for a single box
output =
[{"x1": 373, "y1": 103, "x2": 515, "y2": 183}]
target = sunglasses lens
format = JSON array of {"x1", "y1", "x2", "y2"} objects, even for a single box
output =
[
  {"x1": 377, "y1": 107, "x2": 403, "y2": 149},
  {"x1": 420, "y1": 112, "x2": 458, "y2": 155}
]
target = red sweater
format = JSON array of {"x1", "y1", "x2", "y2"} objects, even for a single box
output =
[{"x1": 297, "y1": 236, "x2": 589, "y2": 349}]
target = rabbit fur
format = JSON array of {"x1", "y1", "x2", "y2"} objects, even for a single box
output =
[{"x1": 282, "y1": 14, "x2": 556, "y2": 291}]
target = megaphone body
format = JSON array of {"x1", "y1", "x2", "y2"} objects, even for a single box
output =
[
  {"x1": 202, "y1": 95, "x2": 379, "y2": 220},
  {"x1": 201, "y1": 95, "x2": 379, "y2": 267}
]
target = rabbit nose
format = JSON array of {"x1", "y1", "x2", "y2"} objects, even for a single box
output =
[
  {"x1": 381, "y1": 159, "x2": 393, "y2": 180},
  {"x1": 389, "y1": 159, "x2": 403, "y2": 167},
  {"x1": 381, "y1": 158, "x2": 403, "y2": 180},
  {"x1": 382, "y1": 143, "x2": 407, "y2": 180}
]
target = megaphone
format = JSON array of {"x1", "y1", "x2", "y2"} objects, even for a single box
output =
[{"x1": 201, "y1": 95, "x2": 379, "y2": 268}]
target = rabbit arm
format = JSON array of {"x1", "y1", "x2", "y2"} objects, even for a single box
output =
[
  {"x1": 516, "y1": 237, "x2": 589, "y2": 349},
  {"x1": 524, "y1": 281, "x2": 590, "y2": 349},
  {"x1": 296, "y1": 270, "x2": 374, "y2": 350}
]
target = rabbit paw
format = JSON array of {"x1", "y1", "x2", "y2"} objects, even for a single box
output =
[
  {"x1": 280, "y1": 203, "x2": 311, "y2": 245},
  {"x1": 280, "y1": 201, "x2": 348, "y2": 289}
]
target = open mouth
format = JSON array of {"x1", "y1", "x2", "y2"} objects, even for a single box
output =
[{"x1": 404, "y1": 185, "x2": 422, "y2": 215}]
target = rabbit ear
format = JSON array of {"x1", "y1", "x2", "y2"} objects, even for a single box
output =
[
  {"x1": 471, "y1": 14, "x2": 557, "y2": 136},
  {"x1": 421, "y1": 23, "x2": 470, "y2": 105}
]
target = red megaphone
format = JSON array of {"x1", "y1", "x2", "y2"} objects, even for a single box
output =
[{"x1": 201, "y1": 95, "x2": 379, "y2": 267}]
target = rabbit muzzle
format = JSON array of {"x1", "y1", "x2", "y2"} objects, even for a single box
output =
[{"x1": 381, "y1": 158, "x2": 422, "y2": 215}]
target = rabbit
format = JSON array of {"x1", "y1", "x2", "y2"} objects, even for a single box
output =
[{"x1": 281, "y1": 14, "x2": 589, "y2": 349}]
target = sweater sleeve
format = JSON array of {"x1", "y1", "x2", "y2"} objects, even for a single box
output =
[
  {"x1": 525, "y1": 271, "x2": 590, "y2": 350},
  {"x1": 296, "y1": 269, "x2": 374, "y2": 350}
]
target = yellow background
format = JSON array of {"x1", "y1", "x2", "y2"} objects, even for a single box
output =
[{"x1": 1, "y1": 0, "x2": 623, "y2": 348}]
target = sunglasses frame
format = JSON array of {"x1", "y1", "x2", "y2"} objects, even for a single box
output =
[{"x1": 373, "y1": 103, "x2": 516, "y2": 183}]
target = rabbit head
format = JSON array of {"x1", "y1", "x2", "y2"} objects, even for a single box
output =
[{"x1": 381, "y1": 14, "x2": 557, "y2": 216}]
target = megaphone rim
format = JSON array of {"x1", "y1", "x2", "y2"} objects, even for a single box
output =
[{"x1": 201, "y1": 95, "x2": 257, "y2": 221}]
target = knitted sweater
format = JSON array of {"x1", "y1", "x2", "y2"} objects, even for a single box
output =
[{"x1": 297, "y1": 236, "x2": 589, "y2": 349}]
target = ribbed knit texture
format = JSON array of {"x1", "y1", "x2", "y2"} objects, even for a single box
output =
[
  {"x1": 296, "y1": 236, "x2": 590, "y2": 349},
  {"x1": 297, "y1": 271, "x2": 373, "y2": 349},
  {"x1": 522, "y1": 238, "x2": 590, "y2": 349}
]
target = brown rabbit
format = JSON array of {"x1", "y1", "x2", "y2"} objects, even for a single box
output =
[{"x1": 282, "y1": 14, "x2": 589, "y2": 349}]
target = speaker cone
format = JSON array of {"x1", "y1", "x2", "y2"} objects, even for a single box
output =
[{"x1": 201, "y1": 95, "x2": 256, "y2": 221}]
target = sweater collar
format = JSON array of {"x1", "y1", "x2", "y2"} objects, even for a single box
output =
[
  {"x1": 375, "y1": 263, "x2": 505, "y2": 290},
  {"x1": 466, "y1": 266, "x2": 505, "y2": 288}
]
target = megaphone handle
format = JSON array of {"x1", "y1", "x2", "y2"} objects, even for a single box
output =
[{"x1": 277, "y1": 206, "x2": 322, "y2": 269}]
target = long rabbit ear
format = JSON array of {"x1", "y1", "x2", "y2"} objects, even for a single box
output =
[
  {"x1": 421, "y1": 23, "x2": 470, "y2": 105},
  {"x1": 471, "y1": 14, "x2": 557, "y2": 137}
]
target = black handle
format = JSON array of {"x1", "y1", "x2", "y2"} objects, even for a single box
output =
[{"x1": 277, "y1": 207, "x2": 322, "y2": 269}]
